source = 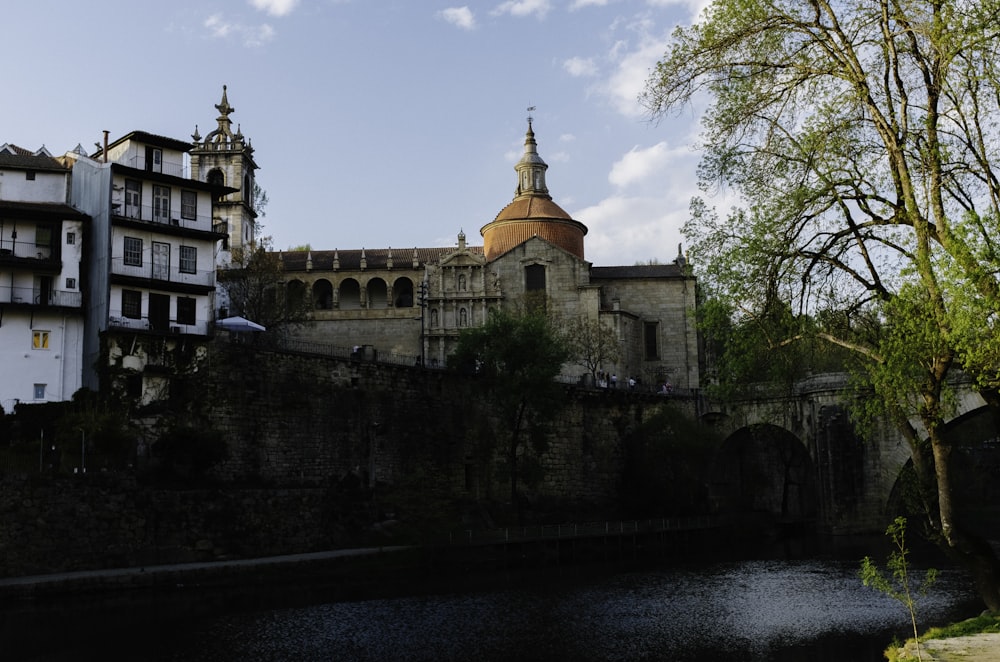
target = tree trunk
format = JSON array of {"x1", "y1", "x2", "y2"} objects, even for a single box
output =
[{"x1": 929, "y1": 427, "x2": 1000, "y2": 611}]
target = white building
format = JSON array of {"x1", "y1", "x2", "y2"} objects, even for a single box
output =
[
  {"x1": 0, "y1": 144, "x2": 88, "y2": 412},
  {"x1": 66, "y1": 130, "x2": 232, "y2": 390}
]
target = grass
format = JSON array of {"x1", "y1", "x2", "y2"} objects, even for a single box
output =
[{"x1": 884, "y1": 612, "x2": 1000, "y2": 661}]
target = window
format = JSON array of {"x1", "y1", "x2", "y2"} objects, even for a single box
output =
[
  {"x1": 524, "y1": 263, "x2": 547, "y2": 314},
  {"x1": 66, "y1": 232, "x2": 75, "y2": 245},
  {"x1": 525, "y1": 264, "x2": 546, "y2": 291},
  {"x1": 153, "y1": 185, "x2": 170, "y2": 223},
  {"x1": 176, "y1": 297, "x2": 196, "y2": 325},
  {"x1": 25, "y1": 171, "x2": 36, "y2": 181},
  {"x1": 35, "y1": 225, "x2": 52, "y2": 248},
  {"x1": 125, "y1": 179, "x2": 141, "y2": 219},
  {"x1": 122, "y1": 289, "x2": 142, "y2": 319},
  {"x1": 65, "y1": 277, "x2": 76, "y2": 289},
  {"x1": 179, "y1": 245, "x2": 197, "y2": 274},
  {"x1": 181, "y1": 190, "x2": 197, "y2": 220},
  {"x1": 644, "y1": 322, "x2": 660, "y2": 360},
  {"x1": 147, "y1": 147, "x2": 162, "y2": 173},
  {"x1": 124, "y1": 237, "x2": 142, "y2": 266},
  {"x1": 32, "y1": 330, "x2": 50, "y2": 350},
  {"x1": 33, "y1": 384, "x2": 46, "y2": 400}
]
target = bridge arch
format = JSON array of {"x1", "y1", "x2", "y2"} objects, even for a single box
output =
[{"x1": 710, "y1": 423, "x2": 817, "y2": 528}]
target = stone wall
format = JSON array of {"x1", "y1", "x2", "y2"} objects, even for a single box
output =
[
  {"x1": 0, "y1": 474, "x2": 346, "y2": 578},
  {"x1": 1, "y1": 342, "x2": 679, "y2": 578}
]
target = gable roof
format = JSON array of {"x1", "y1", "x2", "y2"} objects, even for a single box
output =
[{"x1": 0, "y1": 144, "x2": 68, "y2": 173}]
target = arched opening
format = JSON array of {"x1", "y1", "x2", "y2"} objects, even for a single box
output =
[
  {"x1": 313, "y1": 279, "x2": 333, "y2": 310},
  {"x1": 710, "y1": 423, "x2": 817, "y2": 529},
  {"x1": 887, "y1": 406, "x2": 1000, "y2": 534},
  {"x1": 393, "y1": 277, "x2": 414, "y2": 307},
  {"x1": 339, "y1": 278, "x2": 361, "y2": 310},
  {"x1": 367, "y1": 278, "x2": 388, "y2": 308}
]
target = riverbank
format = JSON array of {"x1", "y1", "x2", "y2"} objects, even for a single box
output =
[
  {"x1": 901, "y1": 633, "x2": 1000, "y2": 661},
  {"x1": 0, "y1": 546, "x2": 415, "y2": 601}
]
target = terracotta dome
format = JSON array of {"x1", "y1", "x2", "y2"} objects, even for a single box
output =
[{"x1": 480, "y1": 120, "x2": 587, "y2": 261}]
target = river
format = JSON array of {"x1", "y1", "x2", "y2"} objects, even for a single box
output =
[{"x1": 3, "y1": 536, "x2": 983, "y2": 661}]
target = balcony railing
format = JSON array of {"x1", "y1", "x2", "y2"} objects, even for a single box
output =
[
  {"x1": 107, "y1": 312, "x2": 209, "y2": 336},
  {"x1": 110, "y1": 201, "x2": 221, "y2": 235},
  {"x1": 0, "y1": 286, "x2": 81, "y2": 307},
  {"x1": 111, "y1": 257, "x2": 215, "y2": 288},
  {"x1": 0, "y1": 240, "x2": 57, "y2": 262}
]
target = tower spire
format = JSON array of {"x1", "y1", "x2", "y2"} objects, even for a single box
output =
[
  {"x1": 204, "y1": 85, "x2": 237, "y2": 144},
  {"x1": 514, "y1": 108, "x2": 549, "y2": 199}
]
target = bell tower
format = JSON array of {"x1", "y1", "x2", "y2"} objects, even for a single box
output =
[{"x1": 189, "y1": 85, "x2": 260, "y2": 262}]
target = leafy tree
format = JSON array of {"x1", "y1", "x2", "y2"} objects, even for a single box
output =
[
  {"x1": 449, "y1": 308, "x2": 569, "y2": 519},
  {"x1": 644, "y1": 0, "x2": 1000, "y2": 608},
  {"x1": 218, "y1": 237, "x2": 311, "y2": 337},
  {"x1": 562, "y1": 316, "x2": 621, "y2": 383},
  {"x1": 861, "y1": 517, "x2": 938, "y2": 660}
]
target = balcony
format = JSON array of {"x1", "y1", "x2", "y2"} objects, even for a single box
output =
[
  {"x1": 107, "y1": 312, "x2": 209, "y2": 336},
  {"x1": 110, "y1": 202, "x2": 227, "y2": 239},
  {"x1": 0, "y1": 240, "x2": 60, "y2": 271},
  {"x1": 0, "y1": 285, "x2": 81, "y2": 308},
  {"x1": 111, "y1": 257, "x2": 216, "y2": 291}
]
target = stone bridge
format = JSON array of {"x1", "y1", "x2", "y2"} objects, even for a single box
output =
[{"x1": 688, "y1": 373, "x2": 997, "y2": 535}]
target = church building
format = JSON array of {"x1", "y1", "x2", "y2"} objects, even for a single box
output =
[{"x1": 273, "y1": 119, "x2": 700, "y2": 391}]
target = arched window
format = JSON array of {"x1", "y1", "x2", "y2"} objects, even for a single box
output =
[
  {"x1": 393, "y1": 277, "x2": 414, "y2": 307},
  {"x1": 367, "y1": 278, "x2": 388, "y2": 308},
  {"x1": 313, "y1": 279, "x2": 334, "y2": 310},
  {"x1": 207, "y1": 168, "x2": 225, "y2": 187}
]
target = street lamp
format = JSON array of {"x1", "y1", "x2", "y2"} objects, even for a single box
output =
[{"x1": 417, "y1": 279, "x2": 429, "y2": 366}]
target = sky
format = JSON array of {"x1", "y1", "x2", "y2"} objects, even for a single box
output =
[{"x1": 5, "y1": 0, "x2": 720, "y2": 267}]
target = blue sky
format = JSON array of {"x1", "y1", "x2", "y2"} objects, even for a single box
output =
[{"x1": 5, "y1": 0, "x2": 717, "y2": 266}]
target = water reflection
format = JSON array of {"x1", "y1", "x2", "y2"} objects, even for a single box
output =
[{"x1": 117, "y1": 559, "x2": 973, "y2": 662}]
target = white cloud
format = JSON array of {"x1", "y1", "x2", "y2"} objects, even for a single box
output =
[
  {"x1": 249, "y1": 0, "x2": 299, "y2": 17},
  {"x1": 563, "y1": 56, "x2": 598, "y2": 77},
  {"x1": 601, "y1": 32, "x2": 669, "y2": 118},
  {"x1": 646, "y1": 0, "x2": 712, "y2": 21},
  {"x1": 570, "y1": 0, "x2": 610, "y2": 8},
  {"x1": 204, "y1": 14, "x2": 232, "y2": 38},
  {"x1": 439, "y1": 6, "x2": 477, "y2": 30},
  {"x1": 204, "y1": 14, "x2": 276, "y2": 47},
  {"x1": 608, "y1": 142, "x2": 675, "y2": 188},
  {"x1": 574, "y1": 141, "x2": 704, "y2": 265},
  {"x1": 491, "y1": 0, "x2": 552, "y2": 19}
]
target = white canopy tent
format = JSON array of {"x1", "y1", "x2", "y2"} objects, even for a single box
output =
[{"x1": 217, "y1": 316, "x2": 266, "y2": 332}]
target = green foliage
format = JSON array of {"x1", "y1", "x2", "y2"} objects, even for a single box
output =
[
  {"x1": 620, "y1": 405, "x2": 721, "y2": 516},
  {"x1": 921, "y1": 613, "x2": 1000, "y2": 640},
  {"x1": 646, "y1": 0, "x2": 1000, "y2": 606},
  {"x1": 861, "y1": 517, "x2": 939, "y2": 655},
  {"x1": 449, "y1": 308, "x2": 569, "y2": 510}
]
